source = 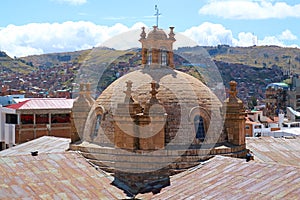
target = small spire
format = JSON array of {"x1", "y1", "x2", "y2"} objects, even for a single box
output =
[
  {"x1": 140, "y1": 27, "x2": 146, "y2": 39},
  {"x1": 79, "y1": 83, "x2": 85, "y2": 96},
  {"x1": 124, "y1": 80, "x2": 133, "y2": 102},
  {"x1": 169, "y1": 27, "x2": 175, "y2": 40},
  {"x1": 149, "y1": 81, "x2": 159, "y2": 104},
  {"x1": 229, "y1": 81, "x2": 238, "y2": 101}
]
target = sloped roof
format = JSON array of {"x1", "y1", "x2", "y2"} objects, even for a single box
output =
[
  {"x1": 0, "y1": 152, "x2": 299, "y2": 199},
  {"x1": 0, "y1": 152, "x2": 127, "y2": 199},
  {"x1": 6, "y1": 98, "x2": 74, "y2": 110},
  {"x1": 137, "y1": 156, "x2": 300, "y2": 199},
  {"x1": 1, "y1": 136, "x2": 300, "y2": 199},
  {"x1": 0, "y1": 136, "x2": 70, "y2": 156},
  {"x1": 266, "y1": 82, "x2": 289, "y2": 90},
  {"x1": 287, "y1": 107, "x2": 300, "y2": 117},
  {"x1": 246, "y1": 137, "x2": 300, "y2": 166}
]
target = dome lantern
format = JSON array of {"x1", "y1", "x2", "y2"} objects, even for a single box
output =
[{"x1": 139, "y1": 26, "x2": 176, "y2": 69}]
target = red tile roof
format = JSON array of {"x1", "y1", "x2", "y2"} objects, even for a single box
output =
[
  {"x1": 6, "y1": 98, "x2": 74, "y2": 110},
  {"x1": 5, "y1": 99, "x2": 29, "y2": 109}
]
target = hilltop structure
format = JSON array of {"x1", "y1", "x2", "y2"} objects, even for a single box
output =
[{"x1": 70, "y1": 26, "x2": 247, "y2": 194}]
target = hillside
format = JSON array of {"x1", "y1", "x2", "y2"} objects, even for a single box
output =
[
  {"x1": 0, "y1": 45, "x2": 298, "y2": 107},
  {"x1": 3, "y1": 45, "x2": 300, "y2": 76},
  {"x1": 203, "y1": 45, "x2": 300, "y2": 74},
  {"x1": 0, "y1": 51, "x2": 35, "y2": 74}
]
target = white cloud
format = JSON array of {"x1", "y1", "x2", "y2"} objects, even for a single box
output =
[
  {"x1": 199, "y1": 0, "x2": 300, "y2": 19},
  {"x1": 0, "y1": 21, "x2": 146, "y2": 57},
  {"x1": 0, "y1": 21, "x2": 298, "y2": 58},
  {"x1": 232, "y1": 32, "x2": 257, "y2": 46},
  {"x1": 182, "y1": 22, "x2": 298, "y2": 48},
  {"x1": 52, "y1": 0, "x2": 87, "y2": 6},
  {"x1": 182, "y1": 22, "x2": 234, "y2": 46},
  {"x1": 279, "y1": 29, "x2": 297, "y2": 41}
]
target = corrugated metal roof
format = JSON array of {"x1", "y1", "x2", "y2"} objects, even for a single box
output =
[
  {"x1": 246, "y1": 137, "x2": 300, "y2": 166},
  {"x1": 137, "y1": 156, "x2": 300, "y2": 200},
  {"x1": 0, "y1": 136, "x2": 70, "y2": 156},
  {"x1": 6, "y1": 98, "x2": 74, "y2": 110},
  {"x1": 0, "y1": 152, "x2": 127, "y2": 199}
]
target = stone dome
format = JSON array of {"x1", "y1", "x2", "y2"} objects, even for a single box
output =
[
  {"x1": 84, "y1": 67, "x2": 225, "y2": 148},
  {"x1": 146, "y1": 26, "x2": 168, "y2": 40}
]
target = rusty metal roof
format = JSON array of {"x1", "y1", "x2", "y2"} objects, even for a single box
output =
[
  {"x1": 247, "y1": 136, "x2": 300, "y2": 167},
  {"x1": 137, "y1": 156, "x2": 300, "y2": 199},
  {"x1": 0, "y1": 152, "x2": 127, "y2": 199},
  {"x1": 0, "y1": 136, "x2": 70, "y2": 156},
  {"x1": 6, "y1": 98, "x2": 74, "y2": 110},
  {"x1": 1, "y1": 136, "x2": 300, "y2": 199}
]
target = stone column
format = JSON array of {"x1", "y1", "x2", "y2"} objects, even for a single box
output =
[
  {"x1": 224, "y1": 81, "x2": 246, "y2": 146},
  {"x1": 70, "y1": 83, "x2": 93, "y2": 143}
]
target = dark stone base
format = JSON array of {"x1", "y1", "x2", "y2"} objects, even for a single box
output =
[{"x1": 112, "y1": 170, "x2": 171, "y2": 197}]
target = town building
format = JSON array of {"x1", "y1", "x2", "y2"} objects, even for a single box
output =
[
  {"x1": 0, "y1": 94, "x2": 25, "y2": 106},
  {"x1": 265, "y1": 82, "x2": 288, "y2": 118},
  {"x1": 0, "y1": 98, "x2": 73, "y2": 149},
  {"x1": 288, "y1": 74, "x2": 300, "y2": 111}
]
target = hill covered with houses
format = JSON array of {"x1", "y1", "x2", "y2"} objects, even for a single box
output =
[{"x1": 0, "y1": 45, "x2": 297, "y2": 108}]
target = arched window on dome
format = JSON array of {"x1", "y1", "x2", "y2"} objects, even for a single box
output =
[
  {"x1": 161, "y1": 50, "x2": 167, "y2": 66},
  {"x1": 93, "y1": 114, "x2": 102, "y2": 137},
  {"x1": 194, "y1": 115, "x2": 205, "y2": 139},
  {"x1": 147, "y1": 51, "x2": 152, "y2": 65}
]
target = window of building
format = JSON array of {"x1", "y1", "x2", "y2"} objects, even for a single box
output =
[
  {"x1": 21, "y1": 114, "x2": 34, "y2": 124},
  {"x1": 161, "y1": 50, "x2": 167, "y2": 66},
  {"x1": 6, "y1": 114, "x2": 18, "y2": 124},
  {"x1": 51, "y1": 114, "x2": 70, "y2": 123},
  {"x1": 194, "y1": 115, "x2": 205, "y2": 139},
  {"x1": 93, "y1": 114, "x2": 102, "y2": 137},
  {"x1": 147, "y1": 51, "x2": 152, "y2": 65},
  {"x1": 254, "y1": 125, "x2": 262, "y2": 129},
  {"x1": 245, "y1": 125, "x2": 250, "y2": 129},
  {"x1": 36, "y1": 114, "x2": 49, "y2": 124}
]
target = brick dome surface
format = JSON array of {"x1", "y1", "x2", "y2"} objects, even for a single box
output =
[
  {"x1": 146, "y1": 28, "x2": 168, "y2": 40},
  {"x1": 96, "y1": 68, "x2": 221, "y2": 110},
  {"x1": 86, "y1": 67, "x2": 225, "y2": 147}
]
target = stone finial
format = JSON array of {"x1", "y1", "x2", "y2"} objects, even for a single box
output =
[
  {"x1": 169, "y1": 27, "x2": 175, "y2": 40},
  {"x1": 150, "y1": 81, "x2": 159, "y2": 103},
  {"x1": 124, "y1": 80, "x2": 133, "y2": 102},
  {"x1": 85, "y1": 82, "x2": 94, "y2": 104},
  {"x1": 79, "y1": 83, "x2": 85, "y2": 96},
  {"x1": 79, "y1": 83, "x2": 84, "y2": 91},
  {"x1": 140, "y1": 27, "x2": 146, "y2": 39},
  {"x1": 85, "y1": 82, "x2": 91, "y2": 96},
  {"x1": 85, "y1": 82, "x2": 91, "y2": 91},
  {"x1": 229, "y1": 81, "x2": 238, "y2": 99}
]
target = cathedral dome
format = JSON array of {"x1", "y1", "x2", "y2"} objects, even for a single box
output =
[
  {"x1": 70, "y1": 25, "x2": 247, "y2": 183},
  {"x1": 86, "y1": 67, "x2": 224, "y2": 148}
]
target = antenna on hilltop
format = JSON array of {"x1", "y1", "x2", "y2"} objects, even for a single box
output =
[
  {"x1": 154, "y1": 5, "x2": 161, "y2": 27},
  {"x1": 252, "y1": 33, "x2": 258, "y2": 46}
]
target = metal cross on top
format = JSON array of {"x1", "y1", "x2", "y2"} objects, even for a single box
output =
[{"x1": 154, "y1": 5, "x2": 161, "y2": 27}]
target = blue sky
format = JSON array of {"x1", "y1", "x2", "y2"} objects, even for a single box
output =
[{"x1": 1, "y1": 0, "x2": 300, "y2": 57}]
